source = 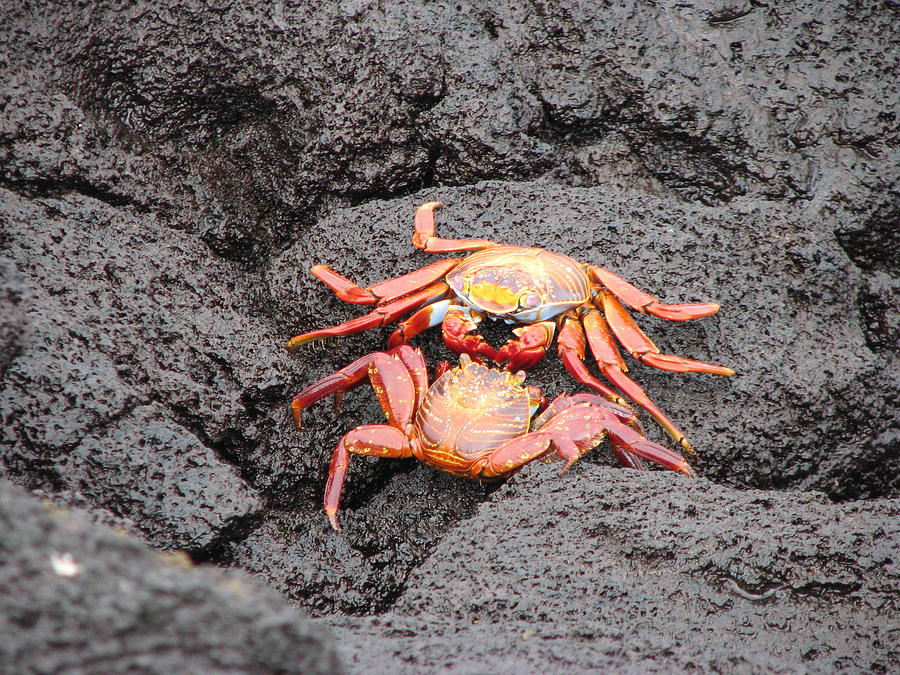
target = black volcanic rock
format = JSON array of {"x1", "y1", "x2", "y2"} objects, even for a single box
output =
[
  {"x1": 0, "y1": 479, "x2": 340, "y2": 674},
  {"x1": 1, "y1": 0, "x2": 897, "y2": 672},
  {"x1": 328, "y1": 465, "x2": 900, "y2": 673}
]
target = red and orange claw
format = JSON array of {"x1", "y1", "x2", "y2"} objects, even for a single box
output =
[
  {"x1": 442, "y1": 308, "x2": 498, "y2": 362},
  {"x1": 496, "y1": 321, "x2": 556, "y2": 372}
]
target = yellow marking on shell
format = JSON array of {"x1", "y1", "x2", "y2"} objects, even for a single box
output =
[{"x1": 469, "y1": 282, "x2": 519, "y2": 307}]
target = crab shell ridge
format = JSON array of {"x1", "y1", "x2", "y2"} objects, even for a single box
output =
[
  {"x1": 446, "y1": 246, "x2": 591, "y2": 322},
  {"x1": 413, "y1": 355, "x2": 533, "y2": 474}
]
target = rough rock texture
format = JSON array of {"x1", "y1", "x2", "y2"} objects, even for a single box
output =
[
  {"x1": 1, "y1": 0, "x2": 898, "y2": 673},
  {"x1": 328, "y1": 465, "x2": 900, "y2": 673},
  {"x1": 0, "y1": 479, "x2": 341, "y2": 674}
]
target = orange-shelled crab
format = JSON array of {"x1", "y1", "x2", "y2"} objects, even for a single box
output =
[
  {"x1": 287, "y1": 202, "x2": 733, "y2": 455},
  {"x1": 291, "y1": 346, "x2": 694, "y2": 531}
]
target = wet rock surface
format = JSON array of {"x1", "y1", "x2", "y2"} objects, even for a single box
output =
[
  {"x1": 328, "y1": 465, "x2": 900, "y2": 673},
  {"x1": 0, "y1": 479, "x2": 341, "y2": 674},
  {"x1": 1, "y1": 0, "x2": 898, "y2": 672}
]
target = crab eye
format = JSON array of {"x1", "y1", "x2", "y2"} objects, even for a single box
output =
[{"x1": 518, "y1": 291, "x2": 541, "y2": 309}]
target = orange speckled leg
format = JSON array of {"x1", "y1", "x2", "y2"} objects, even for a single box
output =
[
  {"x1": 582, "y1": 306, "x2": 697, "y2": 457},
  {"x1": 589, "y1": 265, "x2": 722, "y2": 321},
  {"x1": 325, "y1": 425, "x2": 413, "y2": 531},
  {"x1": 311, "y1": 258, "x2": 462, "y2": 305},
  {"x1": 478, "y1": 432, "x2": 555, "y2": 478},
  {"x1": 556, "y1": 312, "x2": 633, "y2": 410},
  {"x1": 290, "y1": 345, "x2": 427, "y2": 428},
  {"x1": 286, "y1": 282, "x2": 450, "y2": 351},
  {"x1": 598, "y1": 291, "x2": 734, "y2": 376},
  {"x1": 412, "y1": 202, "x2": 500, "y2": 253}
]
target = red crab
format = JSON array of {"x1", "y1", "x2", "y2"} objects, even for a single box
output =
[
  {"x1": 287, "y1": 202, "x2": 733, "y2": 454},
  {"x1": 291, "y1": 345, "x2": 694, "y2": 531}
]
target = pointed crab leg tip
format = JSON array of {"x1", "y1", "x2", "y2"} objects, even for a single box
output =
[
  {"x1": 680, "y1": 443, "x2": 697, "y2": 459},
  {"x1": 559, "y1": 461, "x2": 577, "y2": 475},
  {"x1": 649, "y1": 302, "x2": 723, "y2": 321},
  {"x1": 690, "y1": 302, "x2": 721, "y2": 316},
  {"x1": 326, "y1": 510, "x2": 341, "y2": 532},
  {"x1": 286, "y1": 334, "x2": 326, "y2": 352},
  {"x1": 285, "y1": 338, "x2": 304, "y2": 352},
  {"x1": 703, "y1": 364, "x2": 736, "y2": 377},
  {"x1": 681, "y1": 463, "x2": 698, "y2": 478},
  {"x1": 291, "y1": 407, "x2": 304, "y2": 429}
]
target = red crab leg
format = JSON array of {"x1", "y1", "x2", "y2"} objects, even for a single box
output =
[
  {"x1": 532, "y1": 393, "x2": 636, "y2": 428},
  {"x1": 392, "y1": 344, "x2": 429, "y2": 412},
  {"x1": 474, "y1": 432, "x2": 555, "y2": 478},
  {"x1": 412, "y1": 202, "x2": 499, "y2": 253},
  {"x1": 290, "y1": 345, "x2": 426, "y2": 428},
  {"x1": 285, "y1": 281, "x2": 450, "y2": 351},
  {"x1": 495, "y1": 320, "x2": 557, "y2": 372},
  {"x1": 325, "y1": 425, "x2": 413, "y2": 531},
  {"x1": 538, "y1": 404, "x2": 693, "y2": 475},
  {"x1": 600, "y1": 419, "x2": 695, "y2": 476},
  {"x1": 532, "y1": 394, "x2": 645, "y2": 471},
  {"x1": 598, "y1": 291, "x2": 735, "y2": 376},
  {"x1": 387, "y1": 299, "x2": 452, "y2": 347},
  {"x1": 581, "y1": 307, "x2": 696, "y2": 456},
  {"x1": 441, "y1": 306, "x2": 498, "y2": 362},
  {"x1": 295, "y1": 346, "x2": 428, "y2": 531},
  {"x1": 589, "y1": 265, "x2": 721, "y2": 321},
  {"x1": 476, "y1": 403, "x2": 692, "y2": 479},
  {"x1": 557, "y1": 312, "x2": 633, "y2": 410},
  {"x1": 367, "y1": 351, "x2": 419, "y2": 428},
  {"x1": 311, "y1": 258, "x2": 462, "y2": 305},
  {"x1": 290, "y1": 352, "x2": 374, "y2": 428}
]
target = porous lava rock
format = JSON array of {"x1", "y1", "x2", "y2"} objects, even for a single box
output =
[{"x1": 1, "y1": 0, "x2": 897, "y2": 672}]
